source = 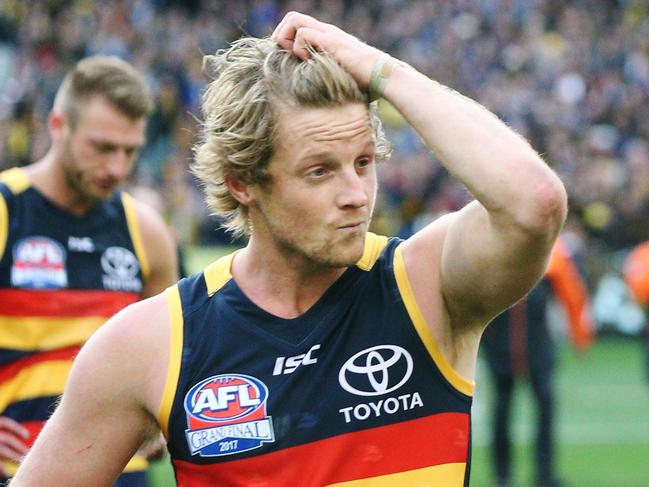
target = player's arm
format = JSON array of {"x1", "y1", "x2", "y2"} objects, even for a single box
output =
[
  {"x1": 383, "y1": 65, "x2": 566, "y2": 320},
  {"x1": 10, "y1": 295, "x2": 170, "y2": 486},
  {"x1": 133, "y1": 199, "x2": 179, "y2": 298}
]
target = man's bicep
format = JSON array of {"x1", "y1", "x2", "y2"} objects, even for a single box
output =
[
  {"x1": 11, "y1": 316, "x2": 154, "y2": 486},
  {"x1": 440, "y1": 201, "x2": 551, "y2": 323}
]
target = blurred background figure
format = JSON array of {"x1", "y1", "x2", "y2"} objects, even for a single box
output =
[
  {"x1": 481, "y1": 234, "x2": 595, "y2": 487},
  {"x1": 623, "y1": 241, "x2": 649, "y2": 389},
  {"x1": 0, "y1": 55, "x2": 178, "y2": 485}
]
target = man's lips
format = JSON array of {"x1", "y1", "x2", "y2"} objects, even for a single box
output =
[
  {"x1": 338, "y1": 221, "x2": 365, "y2": 230},
  {"x1": 96, "y1": 179, "x2": 117, "y2": 191}
]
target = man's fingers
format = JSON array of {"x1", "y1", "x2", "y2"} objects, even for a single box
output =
[
  {"x1": 0, "y1": 417, "x2": 29, "y2": 438},
  {"x1": 275, "y1": 38, "x2": 294, "y2": 53},
  {"x1": 0, "y1": 418, "x2": 30, "y2": 464},
  {"x1": 272, "y1": 11, "x2": 329, "y2": 46},
  {"x1": 293, "y1": 27, "x2": 327, "y2": 60},
  {"x1": 0, "y1": 434, "x2": 29, "y2": 462}
]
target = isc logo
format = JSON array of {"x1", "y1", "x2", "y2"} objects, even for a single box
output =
[
  {"x1": 185, "y1": 374, "x2": 267, "y2": 422},
  {"x1": 272, "y1": 344, "x2": 321, "y2": 376}
]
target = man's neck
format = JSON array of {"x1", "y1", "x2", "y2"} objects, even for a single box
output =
[
  {"x1": 24, "y1": 153, "x2": 95, "y2": 216},
  {"x1": 231, "y1": 241, "x2": 347, "y2": 319}
]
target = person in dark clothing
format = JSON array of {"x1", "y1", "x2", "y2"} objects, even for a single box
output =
[{"x1": 481, "y1": 237, "x2": 594, "y2": 487}]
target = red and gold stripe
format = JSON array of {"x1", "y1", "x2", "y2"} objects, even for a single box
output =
[
  {"x1": 0, "y1": 289, "x2": 138, "y2": 351},
  {"x1": 174, "y1": 412, "x2": 469, "y2": 487}
]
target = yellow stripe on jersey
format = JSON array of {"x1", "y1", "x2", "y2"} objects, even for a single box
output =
[
  {"x1": 158, "y1": 285, "x2": 184, "y2": 438},
  {"x1": 123, "y1": 455, "x2": 149, "y2": 472},
  {"x1": 204, "y1": 252, "x2": 236, "y2": 296},
  {"x1": 0, "y1": 316, "x2": 107, "y2": 351},
  {"x1": 122, "y1": 192, "x2": 151, "y2": 282},
  {"x1": 0, "y1": 192, "x2": 7, "y2": 260},
  {"x1": 202, "y1": 233, "x2": 387, "y2": 293},
  {"x1": 0, "y1": 167, "x2": 31, "y2": 194},
  {"x1": 0, "y1": 167, "x2": 31, "y2": 259},
  {"x1": 0, "y1": 360, "x2": 71, "y2": 411},
  {"x1": 392, "y1": 244, "x2": 474, "y2": 397},
  {"x1": 1, "y1": 461, "x2": 19, "y2": 478},
  {"x1": 326, "y1": 462, "x2": 467, "y2": 486},
  {"x1": 356, "y1": 233, "x2": 389, "y2": 271}
]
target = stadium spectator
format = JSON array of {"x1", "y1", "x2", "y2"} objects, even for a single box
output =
[{"x1": 622, "y1": 241, "x2": 649, "y2": 385}]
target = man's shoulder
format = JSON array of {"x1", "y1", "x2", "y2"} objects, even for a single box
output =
[
  {"x1": 0, "y1": 167, "x2": 31, "y2": 197},
  {"x1": 92, "y1": 291, "x2": 171, "y2": 349}
]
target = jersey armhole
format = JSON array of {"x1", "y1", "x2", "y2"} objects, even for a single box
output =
[
  {"x1": 392, "y1": 243, "x2": 475, "y2": 397},
  {"x1": 0, "y1": 167, "x2": 30, "y2": 260},
  {"x1": 157, "y1": 284, "x2": 185, "y2": 438},
  {"x1": 0, "y1": 192, "x2": 8, "y2": 259},
  {"x1": 121, "y1": 192, "x2": 151, "y2": 282}
]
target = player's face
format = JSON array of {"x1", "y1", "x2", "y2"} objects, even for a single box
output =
[
  {"x1": 61, "y1": 95, "x2": 146, "y2": 204},
  {"x1": 252, "y1": 103, "x2": 377, "y2": 268}
]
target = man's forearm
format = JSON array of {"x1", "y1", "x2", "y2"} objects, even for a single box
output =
[{"x1": 382, "y1": 63, "x2": 564, "y2": 230}]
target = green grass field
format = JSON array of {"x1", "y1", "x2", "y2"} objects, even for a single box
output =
[{"x1": 150, "y1": 247, "x2": 649, "y2": 486}]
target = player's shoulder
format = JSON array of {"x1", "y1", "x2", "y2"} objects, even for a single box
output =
[
  {"x1": 121, "y1": 189, "x2": 176, "y2": 256},
  {"x1": 121, "y1": 189, "x2": 168, "y2": 232},
  {"x1": 107, "y1": 290, "x2": 171, "y2": 341},
  {"x1": 82, "y1": 290, "x2": 171, "y2": 372},
  {"x1": 75, "y1": 289, "x2": 173, "y2": 409}
]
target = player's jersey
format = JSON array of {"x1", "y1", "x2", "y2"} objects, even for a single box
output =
[
  {"x1": 0, "y1": 167, "x2": 149, "y2": 477},
  {"x1": 160, "y1": 233, "x2": 474, "y2": 486}
]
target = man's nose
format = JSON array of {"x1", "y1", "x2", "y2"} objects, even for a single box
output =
[{"x1": 337, "y1": 169, "x2": 369, "y2": 209}]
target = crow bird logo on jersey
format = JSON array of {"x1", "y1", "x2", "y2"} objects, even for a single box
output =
[
  {"x1": 184, "y1": 374, "x2": 275, "y2": 457},
  {"x1": 100, "y1": 246, "x2": 142, "y2": 292}
]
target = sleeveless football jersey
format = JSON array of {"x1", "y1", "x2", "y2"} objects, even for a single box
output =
[
  {"x1": 0, "y1": 167, "x2": 149, "y2": 477},
  {"x1": 161, "y1": 233, "x2": 474, "y2": 486}
]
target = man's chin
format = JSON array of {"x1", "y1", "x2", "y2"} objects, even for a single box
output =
[{"x1": 328, "y1": 235, "x2": 366, "y2": 268}]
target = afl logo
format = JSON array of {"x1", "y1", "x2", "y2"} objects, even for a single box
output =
[
  {"x1": 338, "y1": 345, "x2": 413, "y2": 397},
  {"x1": 183, "y1": 374, "x2": 275, "y2": 457},
  {"x1": 11, "y1": 236, "x2": 68, "y2": 288},
  {"x1": 185, "y1": 374, "x2": 267, "y2": 423}
]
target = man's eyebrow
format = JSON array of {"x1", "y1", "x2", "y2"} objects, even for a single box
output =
[{"x1": 88, "y1": 137, "x2": 144, "y2": 151}]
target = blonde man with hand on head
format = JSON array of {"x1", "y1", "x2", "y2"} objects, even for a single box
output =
[{"x1": 11, "y1": 12, "x2": 566, "y2": 487}]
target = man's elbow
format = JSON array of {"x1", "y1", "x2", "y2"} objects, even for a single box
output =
[{"x1": 516, "y1": 166, "x2": 568, "y2": 239}]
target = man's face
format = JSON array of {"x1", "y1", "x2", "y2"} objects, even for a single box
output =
[
  {"x1": 59, "y1": 95, "x2": 146, "y2": 205},
  {"x1": 250, "y1": 103, "x2": 378, "y2": 269}
]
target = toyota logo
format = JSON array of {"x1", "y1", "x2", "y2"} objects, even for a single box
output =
[{"x1": 338, "y1": 345, "x2": 413, "y2": 397}]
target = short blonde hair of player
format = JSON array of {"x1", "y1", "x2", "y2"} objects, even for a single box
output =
[
  {"x1": 53, "y1": 55, "x2": 153, "y2": 127},
  {"x1": 192, "y1": 37, "x2": 392, "y2": 238}
]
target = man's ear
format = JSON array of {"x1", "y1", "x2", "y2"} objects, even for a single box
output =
[
  {"x1": 226, "y1": 174, "x2": 256, "y2": 206},
  {"x1": 48, "y1": 111, "x2": 69, "y2": 144}
]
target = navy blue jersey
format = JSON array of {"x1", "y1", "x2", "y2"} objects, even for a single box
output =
[
  {"x1": 0, "y1": 166, "x2": 149, "y2": 477},
  {"x1": 160, "y1": 233, "x2": 474, "y2": 486}
]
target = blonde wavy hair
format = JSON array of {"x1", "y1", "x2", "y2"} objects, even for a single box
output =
[{"x1": 192, "y1": 37, "x2": 392, "y2": 238}]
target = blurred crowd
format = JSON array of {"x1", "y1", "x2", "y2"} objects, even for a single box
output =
[{"x1": 1, "y1": 0, "x2": 649, "y2": 331}]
